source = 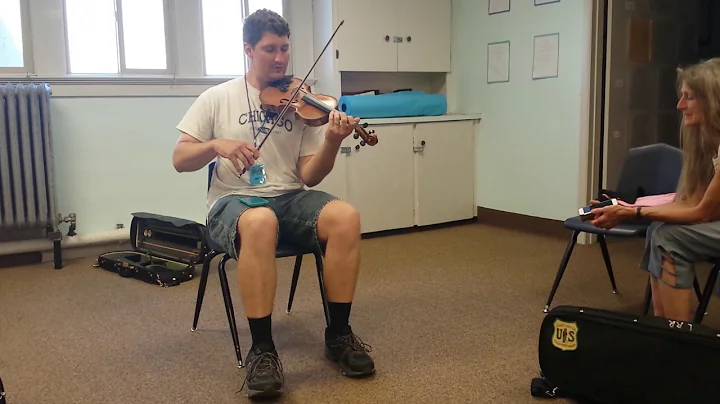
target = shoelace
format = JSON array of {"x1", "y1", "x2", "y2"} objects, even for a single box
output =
[
  {"x1": 237, "y1": 351, "x2": 284, "y2": 394},
  {"x1": 337, "y1": 333, "x2": 372, "y2": 353}
]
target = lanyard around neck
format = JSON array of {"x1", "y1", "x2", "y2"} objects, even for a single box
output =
[{"x1": 244, "y1": 76, "x2": 269, "y2": 148}]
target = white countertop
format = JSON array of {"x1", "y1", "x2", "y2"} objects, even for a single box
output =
[{"x1": 362, "y1": 113, "x2": 482, "y2": 125}]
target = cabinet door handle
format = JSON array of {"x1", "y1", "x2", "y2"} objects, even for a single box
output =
[
  {"x1": 385, "y1": 35, "x2": 390, "y2": 42},
  {"x1": 413, "y1": 140, "x2": 426, "y2": 153},
  {"x1": 407, "y1": 36, "x2": 411, "y2": 42}
]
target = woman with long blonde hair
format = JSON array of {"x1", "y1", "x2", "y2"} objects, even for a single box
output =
[{"x1": 591, "y1": 58, "x2": 720, "y2": 322}]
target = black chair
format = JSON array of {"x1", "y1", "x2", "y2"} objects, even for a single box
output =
[
  {"x1": 642, "y1": 258, "x2": 720, "y2": 324},
  {"x1": 543, "y1": 143, "x2": 688, "y2": 312},
  {"x1": 191, "y1": 161, "x2": 330, "y2": 368}
]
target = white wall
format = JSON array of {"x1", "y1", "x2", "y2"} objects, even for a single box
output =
[
  {"x1": 448, "y1": 0, "x2": 593, "y2": 221},
  {"x1": 4, "y1": 0, "x2": 595, "y2": 242},
  {"x1": 49, "y1": 97, "x2": 208, "y2": 235},
  {"x1": 1, "y1": 0, "x2": 316, "y2": 237}
]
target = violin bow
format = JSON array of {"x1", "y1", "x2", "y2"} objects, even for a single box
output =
[{"x1": 239, "y1": 20, "x2": 345, "y2": 175}]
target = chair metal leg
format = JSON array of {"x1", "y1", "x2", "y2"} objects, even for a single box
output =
[
  {"x1": 597, "y1": 235, "x2": 617, "y2": 294},
  {"x1": 314, "y1": 252, "x2": 330, "y2": 327},
  {"x1": 644, "y1": 275, "x2": 704, "y2": 317},
  {"x1": 693, "y1": 277, "x2": 703, "y2": 301},
  {"x1": 192, "y1": 250, "x2": 219, "y2": 331},
  {"x1": 544, "y1": 230, "x2": 580, "y2": 313},
  {"x1": 694, "y1": 265, "x2": 720, "y2": 324},
  {"x1": 217, "y1": 254, "x2": 244, "y2": 368},
  {"x1": 642, "y1": 276, "x2": 652, "y2": 316},
  {"x1": 693, "y1": 276, "x2": 708, "y2": 318},
  {"x1": 286, "y1": 255, "x2": 304, "y2": 314}
]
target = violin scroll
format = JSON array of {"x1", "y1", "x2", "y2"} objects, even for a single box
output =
[{"x1": 353, "y1": 127, "x2": 378, "y2": 146}]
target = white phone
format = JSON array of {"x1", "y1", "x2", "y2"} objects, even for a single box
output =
[{"x1": 579, "y1": 198, "x2": 618, "y2": 216}]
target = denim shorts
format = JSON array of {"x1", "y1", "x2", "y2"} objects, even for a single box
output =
[
  {"x1": 640, "y1": 220, "x2": 720, "y2": 289},
  {"x1": 206, "y1": 189, "x2": 337, "y2": 259}
]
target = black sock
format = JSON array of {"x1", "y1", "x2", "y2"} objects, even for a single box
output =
[
  {"x1": 327, "y1": 302, "x2": 352, "y2": 336},
  {"x1": 248, "y1": 315, "x2": 274, "y2": 351}
]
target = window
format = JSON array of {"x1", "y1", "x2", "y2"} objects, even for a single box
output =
[
  {"x1": 0, "y1": 0, "x2": 30, "y2": 71},
  {"x1": 64, "y1": 0, "x2": 170, "y2": 74},
  {"x1": 201, "y1": 0, "x2": 284, "y2": 76},
  {"x1": 0, "y1": 0, "x2": 308, "y2": 95}
]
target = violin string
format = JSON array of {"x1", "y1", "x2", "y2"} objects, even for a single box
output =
[
  {"x1": 297, "y1": 88, "x2": 335, "y2": 111},
  {"x1": 294, "y1": 87, "x2": 374, "y2": 142},
  {"x1": 237, "y1": 85, "x2": 299, "y2": 176}
]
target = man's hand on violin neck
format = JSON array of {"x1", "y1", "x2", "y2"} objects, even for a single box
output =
[{"x1": 325, "y1": 110, "x2": 360, "y2": 142}]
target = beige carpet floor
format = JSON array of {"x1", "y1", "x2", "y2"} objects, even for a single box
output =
[{"x1": 1, "y1": 222, "x2": 719, "y2": 404}]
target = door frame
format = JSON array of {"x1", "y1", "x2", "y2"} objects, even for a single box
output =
[{"x1": 579, "y1": 0, "x2": 609, "y2": 245}]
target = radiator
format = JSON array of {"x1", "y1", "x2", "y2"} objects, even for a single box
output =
[{"x1": 0, "y1": 83, "x2": 59, "y2": 242}]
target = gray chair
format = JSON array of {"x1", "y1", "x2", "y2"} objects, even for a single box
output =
[
  {"x1": 191, "y1": 161, "x2": 330, "y2": 367},
  {"x1": 543, "y1": 143, "x2": 693, "y2": 312}
]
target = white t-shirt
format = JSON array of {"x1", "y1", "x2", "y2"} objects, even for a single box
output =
[{"x1": 176, "y1": 77, "x2": 326, "y2": 211}]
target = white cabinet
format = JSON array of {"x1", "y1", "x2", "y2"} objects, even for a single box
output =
[
  {"x1": 334, "y1": 0, "x2": 398, "y2": 72},
  {"x1": 413, "y1": 121, "x2": 476, "y2": 226},
  {"x1": 395, "y1": 0, "x2": 452, "y2": 73},
  {"x1": 312, "y1": 120, "x2": 477, "y2": 234},
  {"x1": 310, "y1": 138, "x2": 350, "y2": 201},
  {"x1": 347, "y1": 125, "x2": 415, "y2": 233},
  {"x1": 334, "y1": 0, "x2": 452, "y2": 73}
]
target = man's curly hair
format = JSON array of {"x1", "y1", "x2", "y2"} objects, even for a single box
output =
[{"x1": 243, "y1": 8, "x2": 291, "y2": 47}]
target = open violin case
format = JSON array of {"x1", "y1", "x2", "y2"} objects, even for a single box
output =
[{"x1": 95, "y1": 212, "x2": 209, "y2": 287}]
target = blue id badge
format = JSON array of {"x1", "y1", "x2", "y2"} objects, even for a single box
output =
[{"x1": 248, "y1": 163, "x2": 267, "y2": 185}]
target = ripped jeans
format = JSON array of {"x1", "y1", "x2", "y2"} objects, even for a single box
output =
[
  {"x1": 640, "y1": 221, "x2": 720, "y2": 288},
  {"x1": 206, "y1": 189, "x2": 337, "y2": 260}
]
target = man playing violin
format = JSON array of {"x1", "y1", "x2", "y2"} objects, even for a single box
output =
[{"x1": 171, "y1": 8, "x2": 375, "y2": 399}]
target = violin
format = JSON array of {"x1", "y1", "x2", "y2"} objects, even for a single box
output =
[
  {"x1": 259, "y1": 76, "x2": 378, "y2": 147},
  {"x1": 239, "y1": 20, "x2": 378, "y2": 176}
]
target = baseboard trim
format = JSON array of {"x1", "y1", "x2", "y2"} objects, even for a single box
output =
[
  {"x1": 0, "y1": 251, "x2": 43, "y2": 269},
  {"x1": 41, "y1": 241, "x2": 132, "y2": 265},
  {"x1": 4, "y1": 211, "x2": 568, "y2": 269},
  {"x1": 476, "y1": 207, "x2": 570, "y2": 239}
]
